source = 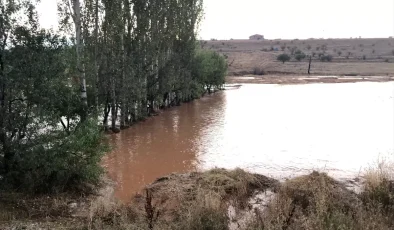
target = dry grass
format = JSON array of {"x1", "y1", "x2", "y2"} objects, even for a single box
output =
[
  {"x1": 246, "y1": 172, "x2": 393, "y2": 230},
  {"x1": 3, "y1": 168, "x2": 394, "y2": 230},
  {"x1": 86, "y1": 168, "x2": 277, "y2": 230},
  {"x1": 360, "y1": 159, "x2": 394, "y2": 217},
  {"x1": 204, "y1": 38, "x2": 394, "y2": 76}
]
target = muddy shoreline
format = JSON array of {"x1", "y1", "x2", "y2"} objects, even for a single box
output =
[{"x1": 226, "y1": 74, "x2": 394, "y2": 85}]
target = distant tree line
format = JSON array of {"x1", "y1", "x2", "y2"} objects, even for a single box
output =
[{"x1": 0, "y1": 0, "x2": 226, "y2": 192}]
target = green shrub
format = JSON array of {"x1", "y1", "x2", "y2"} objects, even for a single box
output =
[
  {"x1": 320, "y1": 54, "x2": 333, "y2": 62},
  {"x1": 2, "y1": 119, "x2": 108, "y2": 193},
  {"x1": 294, "y1": 51, "x2": 306, "y2": 61},
  {"x1": 277, "y1": 54, "x2": 291, "y2": 63}
]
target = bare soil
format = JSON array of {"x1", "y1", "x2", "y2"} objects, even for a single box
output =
[{"x1": 203, "y1": 38, "x2": 394, "y2": 76}]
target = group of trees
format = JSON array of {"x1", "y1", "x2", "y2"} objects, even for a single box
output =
[{"x1": 0, "y1": 0, "x2": 226, "y2": 192}]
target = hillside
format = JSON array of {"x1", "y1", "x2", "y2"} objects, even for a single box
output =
[{"x1": 203, "y1": 38, "x2": 394, "y2": 76}]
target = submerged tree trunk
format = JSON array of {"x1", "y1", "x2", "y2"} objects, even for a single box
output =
[{"x1": 120, "y1": 4, "x2": 126, "y2": 128}]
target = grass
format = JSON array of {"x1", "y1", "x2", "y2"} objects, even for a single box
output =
[
  {"x1": 246, "y1": 171, "x2": 394, "y2": 230},
  {"x1": 2, "y1": 167, "x2": 394, "y2": 230}
]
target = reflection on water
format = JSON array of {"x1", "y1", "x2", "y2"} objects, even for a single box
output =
[{"x1": 103, "y1": 82, "x2": 394, "y2": 202}]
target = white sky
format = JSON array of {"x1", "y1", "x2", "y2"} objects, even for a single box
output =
[{"x1": 37, "y1": 0, "x2": 394, "y2": 40}]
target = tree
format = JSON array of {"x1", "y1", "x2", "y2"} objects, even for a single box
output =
[
  {"x1": 0, "y1": 0, "x2": 218, "y2": 193},
  {"x1": 294, "y1": 50, "x2": 306, "y2": 61},
  {"x1": 320, "y1": 55, "x2": 333, "y2": 62},
  {"x1": 277, "y1": 54, "x2": 291, "y2": 63}
]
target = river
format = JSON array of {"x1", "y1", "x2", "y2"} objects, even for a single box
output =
[{"x1": 103, "y1": 82, "x2": 394, "y2": 202}]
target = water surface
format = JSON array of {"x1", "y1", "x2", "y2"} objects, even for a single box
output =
[{"x1": 104, "y1": 82, "x2": 394, "y2": 202}]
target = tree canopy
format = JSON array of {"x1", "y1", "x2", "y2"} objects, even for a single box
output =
[{"x1": 0, "y1": 0, "x2": 226, "y2": 192}]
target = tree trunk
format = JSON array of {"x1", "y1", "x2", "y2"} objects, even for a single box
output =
[
  {"x1": 0, "y1": 33, "x2": 10, "y2": 172},
  {"x1": 120, "y1": 3, "x2": 126, "y2": 128},
  {"x1": 110, "y1": 73, "x2": 117, "y2": 131},
  {"x1": 72, "y1": 0, "x2": 88, "y2": 121},
  {"x1": 94, "y1": 0, "x2": 99, "y2": 112},
  {"x1": 308, "y1": 56, "x2": 312, "y2": 74}
]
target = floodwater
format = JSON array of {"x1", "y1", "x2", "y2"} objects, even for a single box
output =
[{"x1": 104, "y1": 82, "x2": 394, "y2": 202}]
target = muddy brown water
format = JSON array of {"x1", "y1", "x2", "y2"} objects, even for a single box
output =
[{"x1": 103, "y1": 82, "x2": 394, "y2": 202}]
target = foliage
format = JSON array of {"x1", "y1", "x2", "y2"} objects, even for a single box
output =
[
  {"x1": 193, "y1": 50, "x2": 227, "y2": 93},
  {"x1": 1, "y1": 0, "x2": 209, "y2": 193},
  {"x1": 0, "y1": 5, "x2": 108, "y2": 192},
  {"x1": 294, "y1": 50, "x2": 306, "y2": 61},
  {"x1": 320, "y1": 54, "x2": 333, "y2": 62},
  {"x1": 277, "y1": 54, "x2": 291, "y2": 63}
]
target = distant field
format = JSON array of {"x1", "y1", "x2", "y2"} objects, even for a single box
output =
[{"x1": 203, "y1": 38, "x2": 394, "y2": 76}]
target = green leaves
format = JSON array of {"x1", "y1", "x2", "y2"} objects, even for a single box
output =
[{"x1": 193, "y1": 50, "x2": 227, "y2": 91}]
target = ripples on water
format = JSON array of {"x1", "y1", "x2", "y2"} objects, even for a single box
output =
[{"x1": 104, "y1": 82, "x2": 394, "y2": 201}]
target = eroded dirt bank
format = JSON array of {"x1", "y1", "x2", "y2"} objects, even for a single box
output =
[{"x1": 2, "y1": 168, "x2": 394, "y2": 230}]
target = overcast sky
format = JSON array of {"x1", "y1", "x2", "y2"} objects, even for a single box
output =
[{"x1": 38, "y1": 0, "x2": 394, "y2": 40}]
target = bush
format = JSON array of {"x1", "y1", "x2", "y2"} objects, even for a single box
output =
[
  {"x1": 253, "y1": 67, "x2": 265, "y2": 75},
  {"x1": 363, "y1": 55, "x2": 366, "y2": 60},
  {"x1": 337, "y1": 51, "x2": 342, "y2": 56},
  {"x1": 307, "y1": 45, "x2": 311, "y2": 50},
  {"x1": 294, "y1": 51, "x2": 306, "y2": 61},
  {"x1": 320, "y1": 54, "x2": 333, "y2": 62},
  {"x1": 277, "y1": 54, "x2": 291, "y2": 63},
  {"x1": 2, "y1": 119, "x2": 108, "y2": 193}
]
